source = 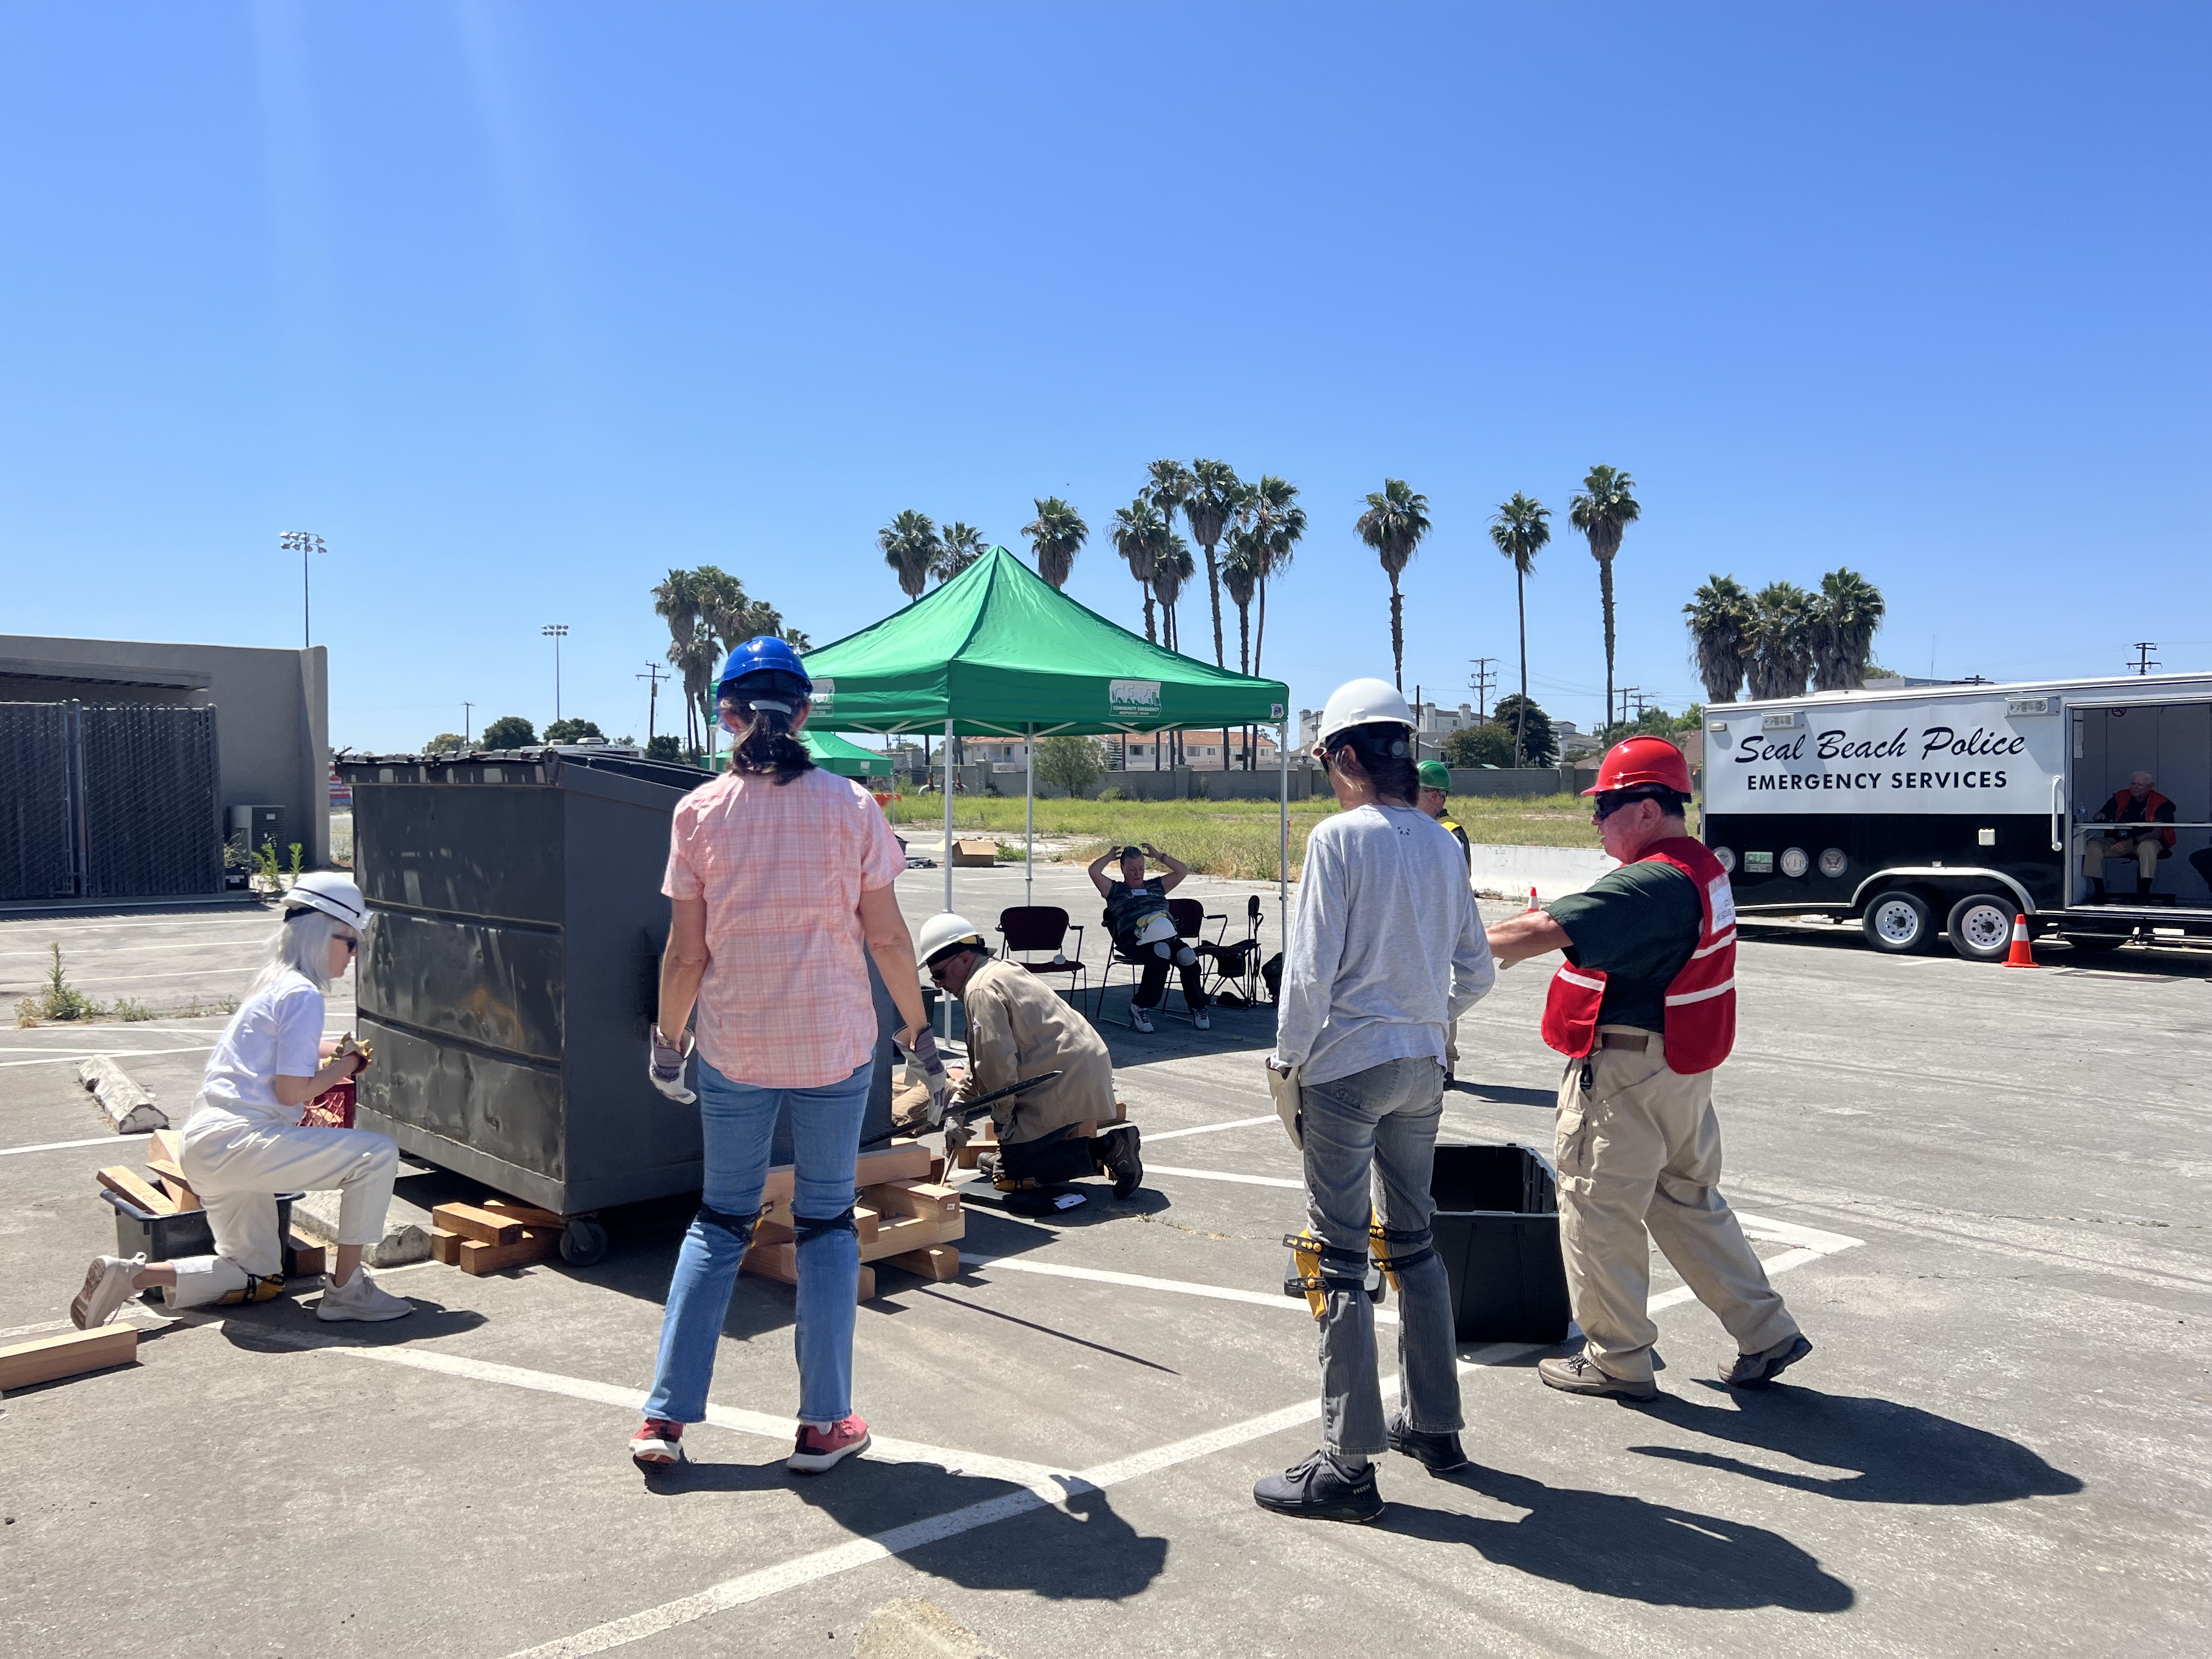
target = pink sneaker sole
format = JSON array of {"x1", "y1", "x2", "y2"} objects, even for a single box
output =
[{"x1": 787, "y1": 1427, "x2": 870, "y2": 1474}]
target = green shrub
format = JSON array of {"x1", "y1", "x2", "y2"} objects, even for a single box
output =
[
  {"x1": 114, "y1": 997, "x2": 154, "y2": 1022},
  {"x1": 15, "y1": 943, "x2": 103, "y2": 1026},
  {"x1": 1096, "y1": 786, "x2": 1126, "y2": 802}
]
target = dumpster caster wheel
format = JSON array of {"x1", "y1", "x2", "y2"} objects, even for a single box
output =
[{"x1": 559, "y1": 1219, "x2": 608, "y2": 1267}]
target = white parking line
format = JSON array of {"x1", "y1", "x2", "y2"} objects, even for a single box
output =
[
  {"x1": 0, "y1": 1044, "x2": 218, "y2": 1069},
  {"x1": 972, "y1": 1253, "x2": 1398, "y2": 1324},
  {"x1": 1143, "y1": 1164, "x2": 1303, "y2": 1189},
  {"x1": 1142, "y1": 1115, "x2": 1280, "y2": 1143},
  {"x1": 0, "y1": 1132, "x2": 154, "y2": 1158}
]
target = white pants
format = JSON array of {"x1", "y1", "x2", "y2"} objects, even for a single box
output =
[{"x1": 166, "y1": 1115, "x2": 398, "y2": 1309}]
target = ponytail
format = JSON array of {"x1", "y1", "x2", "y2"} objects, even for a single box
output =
[
  {"x1": 1326, "y1": 720, "x2": 1419, "y2": 805},
  {"x1": 719, "y1": 673, "x2": 815, "y2": 785}
]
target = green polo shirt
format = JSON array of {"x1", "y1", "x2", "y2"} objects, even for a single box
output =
[{"x1": 1545, "y1": 861, "x2": 1703, "y2": 1032}]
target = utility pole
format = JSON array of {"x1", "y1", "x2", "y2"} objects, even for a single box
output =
[
  {"x1": 1469, "y1": 658, "x2": 1497, "y2": 721},
  {"x1": 2130, "y1": 642, "x2": 2160, "y2": 676},
  {"x1": 281, "y1": 531, "x2": 325, "y2": 648},
  {"x1": 463, "y1": 702, "x2": 475, "y2": 745},
  {"x1": 1413, "y1": 683, "x2": 1423, "y2": 761},
  {"x1": 637, "y1": 663, "x2": 670, "y2": 744},
  {"x1": 1629, "y1": 689, "x2": 1653, "y2": 720},
  {"x1": 542, "y1": 624, "x2": 569, "y2": 724}
]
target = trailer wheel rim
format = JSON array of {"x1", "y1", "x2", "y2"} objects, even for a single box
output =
[
  {"x1": 1957, "y1": 902, "x2": 2012, "y2": 954},
  {"x1": 1872, "y1": 898, "x2": 1922, "y2": 944}
]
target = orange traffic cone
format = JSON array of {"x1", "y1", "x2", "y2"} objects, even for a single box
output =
[
  {"x1": 2002, "y1": 911, "x2": 2038, "y2": 968},
  {"x1": 1526, "y1": 885, "x2": 1541, "y2": 912}
]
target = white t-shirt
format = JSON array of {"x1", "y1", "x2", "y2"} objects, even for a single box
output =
[{"x1": 186, "y1": 969, "x2": 327, "y2": 1134}]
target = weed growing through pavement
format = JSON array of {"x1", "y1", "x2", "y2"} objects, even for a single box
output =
[
  {"x1": 14, "y1": 943, "x2": 105, "y2": 1026},
  {"x1": 112, "y1": 997, "x2": 154, "y2": 1022}
]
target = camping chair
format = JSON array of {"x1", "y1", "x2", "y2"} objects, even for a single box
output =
[
  {"x1": 1196, "y1": 893, "x2": 1267, "y2": 1006},
  {"x1": 1097, "y1": 896, "x2": 1227, "y2": 1025},
  {"x1": 995, "y1": 906, "x2": 1088, "y2": 1006}
]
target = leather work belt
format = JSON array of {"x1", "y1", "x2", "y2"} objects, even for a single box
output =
[{"x1": 1597, "y1": 1032, "x2": 1651, "y2": 1051}]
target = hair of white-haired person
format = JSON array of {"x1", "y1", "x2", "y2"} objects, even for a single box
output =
[{"x1": 244, "y1": 905, "x2": 348, "y2": 997}]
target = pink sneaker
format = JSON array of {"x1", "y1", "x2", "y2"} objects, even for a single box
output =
[
  {"x1": 787, "y1": 1415, "x2": 871, "y2": 1474},
  {"x1": 630, "y1": 1417, "x2": 686, "y2": 1466}
]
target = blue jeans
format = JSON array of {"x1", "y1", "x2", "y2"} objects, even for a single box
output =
[{"x1": 642, "y1": 1056, "x2": 873, "y2": 1425}]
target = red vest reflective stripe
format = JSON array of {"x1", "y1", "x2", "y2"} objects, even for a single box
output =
[
  {"x1": 1539, "y1": 836, "x2": 1737, "y2": 1074},
  {"x1": 2113, "y1": 789, "x2": 2177, "y2": 850}
]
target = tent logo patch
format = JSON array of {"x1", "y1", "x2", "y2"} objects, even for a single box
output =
[
  {"x1": 811, "y1": 678, "x2": 835, "y2": 713},
  {"x1": 1109, "y1": 679, "x2": 1161, "y2": 716}
]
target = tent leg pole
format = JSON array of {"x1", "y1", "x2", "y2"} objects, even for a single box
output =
[
  {"x1": 943, "y1": 718, "x2": 955, "y2": 916},
  {"x1": 1279, "y1": 720, "x2": 1290, "y2": 916},
  {"x1": 1025, "y1": 725, "x2": 1035, "y2": 907}
]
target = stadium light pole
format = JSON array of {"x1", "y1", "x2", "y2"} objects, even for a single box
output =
[
  {"x1": 281, "y1": 531, "x2": 326, "y2": 648},
  {"x1": 543, "y1": 625, "x2": 569, "y2": 726}
]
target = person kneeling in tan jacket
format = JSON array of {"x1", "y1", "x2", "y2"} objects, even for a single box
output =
[{"x1": 917, "y1": 913, "x2": 1142, "y2": 1209}]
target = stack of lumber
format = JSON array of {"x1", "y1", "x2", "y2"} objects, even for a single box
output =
[
  {"x1": 94, "y1": 1127, "x2": 326, "y2": 1278},
  {"x1": 742, "y1": 1139, "x2": 966, "y2": 1300},
  {"x1": 952, "y1": 1097, "x2": 1127, "y2": 1171},
  {"x1": 428, "y1": 1197, "x2": 565, "y2": 1275}
]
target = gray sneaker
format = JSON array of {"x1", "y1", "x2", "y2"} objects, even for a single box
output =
[
  {"x1": 71, "y1": 1254, "x2": 144, "y2": 1329},
  {"x1": 1537, "y1": 1352, "x2": 1657, "y2": 1400},
  {"x1": 1721, "y1": 1333, "x2": 1813, "y2": 1388},
  {"x1": 317, "y1": 1268, "x2": 415, "y2": 1323}
]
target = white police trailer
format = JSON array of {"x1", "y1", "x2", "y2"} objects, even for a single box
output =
[{"x1": 1702, "y1": 673, "x2": 2212, "y2": 960}]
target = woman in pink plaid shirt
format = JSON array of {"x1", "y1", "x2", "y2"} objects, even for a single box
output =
[{"x1": 629, "y1": 638, "x2": 931, "y2": 1475}]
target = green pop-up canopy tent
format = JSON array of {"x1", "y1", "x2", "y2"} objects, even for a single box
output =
[
  {"x1": 802, "y1": 545, "x2": 1293, "y2": 912},
  {"x1": 802, "y1": 729, "x2": 893, "y2": 778}
]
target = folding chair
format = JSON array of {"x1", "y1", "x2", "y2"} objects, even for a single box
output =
[
  {"x1": 1096, "y1": 896, "x2": 1226, "y2": 1025},
  {"x1": 994, "y1": 906, "x2": 1088, "y2": 1006},
  {"x1": 1197, "y1": 893, "x2": 1267, "y2": 1006}
]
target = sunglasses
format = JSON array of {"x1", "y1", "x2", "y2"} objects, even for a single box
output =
[
  {"x1": 337, "y1": 934, "x2": 359, "y2": 955},
  {"x1": 1592, "y1": 791, "x2": 1663, "y2": 823}
]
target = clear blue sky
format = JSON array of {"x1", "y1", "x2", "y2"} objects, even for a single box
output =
[{"x1": 4, "y1": 4, "x2": 2206, "y2": 751}]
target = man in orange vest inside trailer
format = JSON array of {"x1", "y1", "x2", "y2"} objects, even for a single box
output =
[
  {"x1": 2083, "y1": 769, "x2": 2177, "y2": 901},
  {"x1": 1483, "y1": 736, "x2": 1809, "y2": 1400}
]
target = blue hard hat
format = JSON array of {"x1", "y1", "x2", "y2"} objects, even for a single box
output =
[{"x1": 715, "y1": 636, "x2": 812, "y2": 707}]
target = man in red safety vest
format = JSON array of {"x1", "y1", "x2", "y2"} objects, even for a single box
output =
[{"x1": 1484, "y1": 736, "x2": 1810, "y2": 1399}]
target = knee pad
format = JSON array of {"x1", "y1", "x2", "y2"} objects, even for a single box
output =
[
  {"x1": 693, "y1": 1201, "x2": 756, "y2": 1246},
  {"x1": 1283, "y1": 1231, "x2": 1383, "y2": 1318},
  {"x1": 791, "y1": 1206, "x2": 857, "y2": 1246},
  {"x1": 1150, "y1": 940, "x2": 1173, "y2": 960},
  {"x1": 1369, "y1": 1222, "x2": 1436, "y2": 1286},
  {"x1": 1173, "y1": 945, "x2": 1198, "y2": 968}
]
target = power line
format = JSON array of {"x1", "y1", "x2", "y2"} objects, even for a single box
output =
[
  {"x1": 2129, "y1": 641, "x2": 2160, "y2": 676},
  {"x1": 1468, "y1": 658, "x2": 1497, "y2": 720}
]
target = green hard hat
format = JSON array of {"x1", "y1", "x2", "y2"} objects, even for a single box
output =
[{"x1": 1417, "y1": 760, "x2": 1452, "y2": 791}]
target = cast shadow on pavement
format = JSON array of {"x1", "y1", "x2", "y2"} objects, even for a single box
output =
[
  {"x1": 1630, "y1": 1380, "x2": 2085, "y2": 1504},
  {"x1": 1381, "y1": 1461, "x2": 1854, "y2": 1612},
  {"x1": 216, "y1": 1301, "x2": 489, "y2": 1353},
  {"x1": 642, "y1": 1456, "x2": 1167, "y2": 1602}
]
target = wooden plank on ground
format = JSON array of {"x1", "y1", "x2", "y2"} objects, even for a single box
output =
[
  {"x1": 481, "y1": 1197, "x2": 566, "y2": 1229},
  {"x1": 756, "y1": 1143, "x2": 931, "y2": 1211},
  {"x1": 0, "y1": 1325, "x2": 138, "y2": 1392},
  {"x1": 458, "y1": 1228, "x2": 558, "y2": 1275},
  {"x1": 432, "y1": 1203, "x2": 523, "y2": 1246},
  {"x1": 738, "y1": 1242, "x2": 876, "y2": 1301},
  {"x1": 429, "y1": 1228, "x2": 463, "y2": 1265},
  {"x1": 881, "y1": 1243, "x2": 960, "y2": 1282},
  {"x1": 97, "y1": 1165, "x2": 175, "y2": 1216},
  {"x1": 860, "y1": 1210, "x2": 964, "y2": 1262},
  {"x1": 863, "y1": 1181, "x2": 962, "y2": 1222},
  {"x1": 286, "y1": 1240, "x2": 326, "y2": 1279},
  {"x1": 760, "y1": 1198, "x2": 879, "y2": 1244},
  {"x1": 145, "y1": 1158, "x2": 203, "y2": 1212}
]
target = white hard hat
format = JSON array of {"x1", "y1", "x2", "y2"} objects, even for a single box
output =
[
  {"x1": 284, "y1": 870, "x2": 368, "y2": 930},
  {"x1": 916, "y1": 911, "x2": 988, "y2": 966},
  {"x1": 1317, "y1": 678, "x2": 1415, "y2": 748}
]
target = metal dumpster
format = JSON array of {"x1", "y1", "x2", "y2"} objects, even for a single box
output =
[{"x1": 337, "y1": 749, "x2": 899, "y2": 1238}]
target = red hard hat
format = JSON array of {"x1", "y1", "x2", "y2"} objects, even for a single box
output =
[{"x1": 1583, "y1": 735, "x2": 1693, "y2": 796}]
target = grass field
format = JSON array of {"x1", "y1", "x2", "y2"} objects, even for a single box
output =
[{"x1": 886, "y1": 791, "x2": 1603, "y2": 879}]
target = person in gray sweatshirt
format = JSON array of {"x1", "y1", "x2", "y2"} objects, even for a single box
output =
[{"x1": 1254, "y1": 678, "x2": 1496, "y2": 1524}]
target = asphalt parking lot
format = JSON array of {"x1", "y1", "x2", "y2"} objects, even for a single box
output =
[{"x1": 2, "y1": 864, "x2": 2208, "y2": 1657}]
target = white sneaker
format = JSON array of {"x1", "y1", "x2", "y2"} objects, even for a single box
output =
[
  {"x1": 72, "y1": 1254, "x2": 144, "y2": 1329},
  {"x1": 317, "y1": 1268, "x2": 415, "y2": 1323},
  {"x1": 1193, "y1": 1010, "x2": 1211, "y2": 1030},
  {"x1": 1130, "y1": 1007, "x2": 1155, "y2": 1033}
]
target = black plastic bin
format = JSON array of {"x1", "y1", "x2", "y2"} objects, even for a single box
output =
[
  {"x1": 104, "y1": 1190, "x2": 306, "y2": 1272},
  {"x1": 1429, "y1": 1143, "x2": 1572, "y2": 1344},
  {"x1": 336, "y1": 749, "x2": 899, "y2": 1221}
]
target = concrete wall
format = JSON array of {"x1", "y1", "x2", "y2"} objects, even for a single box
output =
[
  {"x1": 1467, "y1": 843, "x2": 1620, "y2": 902},
  {"x1": 0, "y1": 635, "x2": 331, "y2": 867}
]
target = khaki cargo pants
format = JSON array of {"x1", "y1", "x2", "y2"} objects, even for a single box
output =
[{"x1": 1554, "y1": 1027, "x2": 1799, "y2": 1385}]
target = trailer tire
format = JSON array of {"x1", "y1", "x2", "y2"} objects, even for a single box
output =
[
  {"x1": 1946, "y1": 893, "x2": 2017, "y2": 962},
  {"x1": 1861, "y1": 889, "x2": 1937, "y2": 954}
]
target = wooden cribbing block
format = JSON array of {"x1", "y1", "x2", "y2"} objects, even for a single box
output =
[
  {"x1": 145, "y1": 1158, "x2": 203, "y2": 1213},
  {"x1": 432, "y1": 1203, "x2": 522, "y2": 1246},
  {"x1": 955, "y1": 1143, "x2": 983, "y2": 1170},
  {"x1": 481, "y1": 1198, "x2": 565, "y2": 1229},
  {"x1": 738, "y1": 1241, "x2": 875, "y2": 1301},
  {"x1": 756, "y1": 1143, "x2": 932, "y2": 1211},
  {"x1": 97, "y1": 1165, "x2": 175, "y2": 1216},
  {"x1": 863, "y1": 1181, "x2": 962, "y2": 1223},
  {"x1": 860, "y1": 1210, "x2": 963, "y2": 1262},
  {"x1": 286, "y1": 1240, "x2": 326, "y2": 1279},
  {"x1": 927, "y1": 1154, "x2": 947, "y2": 1183},
  {"x1": 760, "y1": 1198, "x2": 879, "y2": 1244},
  {"x1": 458, "y1": 1227, "x2": 558, "y2": 1275},
  {"x1": 151, "y1": 1127, "x2": 186, "y2": 1166},
  {"x1": 429, "y1": 1228, "x2": 463, "y2": 1265},
  {"x1": 0, "y1": 1325, "x2": 137, "y2": 1392},
  {"x1": 883, "y1": 1244, "x2": 960, "y2": 1282}
]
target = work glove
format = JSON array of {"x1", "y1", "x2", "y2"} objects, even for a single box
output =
[
  {"x1": 904, "y1": 1026, "x2": 951, "y2": 1124},
  {"x1": 334, "y1": 1032, "x2": 374, "y2": 1076},
  {"x1": 648, "y1": 1025, "x2": 697, "y2": 1105}
]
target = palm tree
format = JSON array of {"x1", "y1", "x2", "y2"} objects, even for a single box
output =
[
  {"x1": 1355, "y1": 478, "x2": 1432, "y2": 690},
  {"x1": 1110, "y1": 496, "x2": 1166, "y2": 641},
  {"x1": 879, "y1": 510, "x2": 939, "y2": 604},
  {"x1": 1146, "y1": 459, "x2": 1193, "y2": 541},
  {"x1": 1683, "y1": 574, "x2": 1757, "y2": 704},
  {"x1": 1568, "y1": 466, "x2": 1641, "y2": 729},
  {"x1": 934, "y1": 522, "x2": 986, "y2": 585},
  {"x1": 1223, "y1": 528, "x2": 1265, "y2": 769},
  {"x1": 1183, "y1": 459, "x2": 1243, "y2": 667},
  {"x1": 667, "y1": 619, "x2": 721, "y2": 757},
  {"x1": 1810, "y1": 568, "x2": 1887, "y2": 691},
  {"x1": 1150, "y1": 533, "x2": 1196, "y2": 766},
  {"x1": 652, "y1": 568, "x2": 705, "y2": 655},
  {"x1": 1245, "y1": 475, "x2": 1304, "y2": 678},
  {"x1": 1747, "y1": 581, "x2": 1815, "y2": 699},
  {"x1": 1023, "y1": 496, "x2": 1088, "y2": 589},
  {"x1": 1488, "y1": 494, "x2": 1551, "y2": 767}
]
